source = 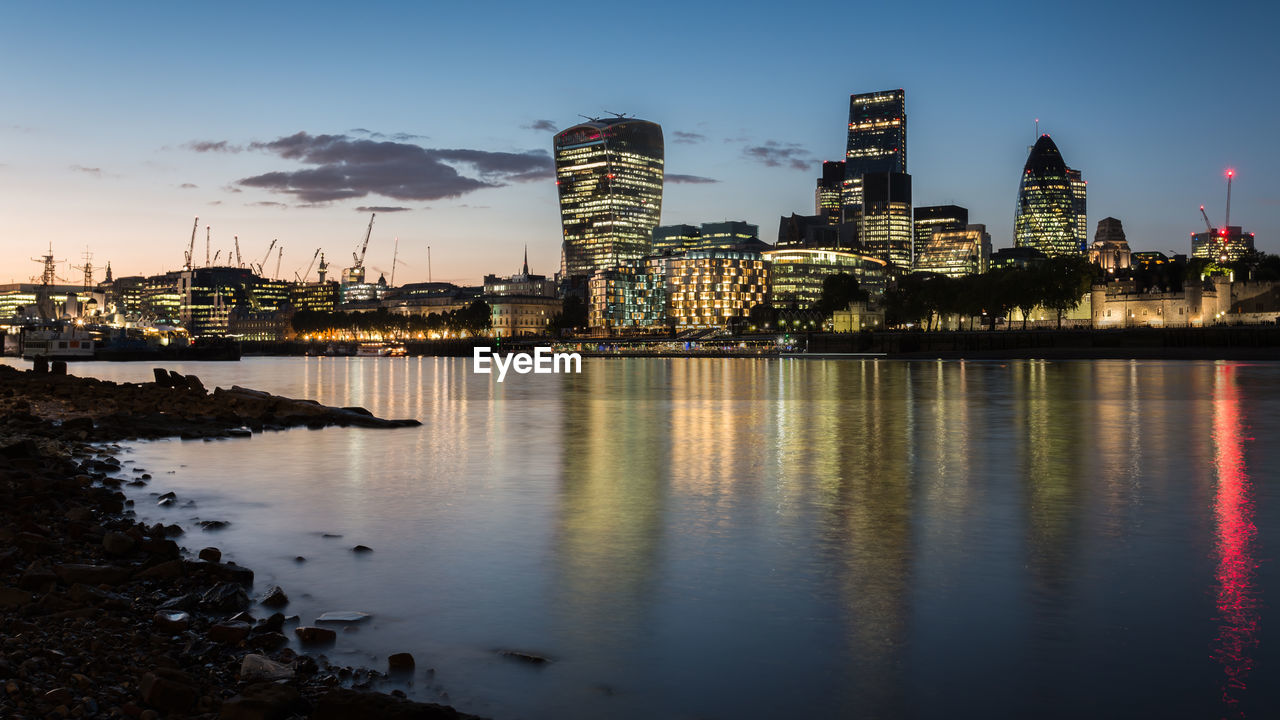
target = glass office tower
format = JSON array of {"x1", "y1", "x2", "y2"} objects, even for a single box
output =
[
  {"x1": 1015, "y1": 134, "x2": 1085, "y2": 257},
  {"x1": 843, "y1": 89, "x2": 907, "y2": 219},
  {"x1": 555, "y1": 118, "x2": 665, "y2": 279}
]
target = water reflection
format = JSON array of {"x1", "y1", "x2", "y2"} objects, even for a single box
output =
[{"x1": 1211, "y1": 365, "x2": 1260, "y2": 716}]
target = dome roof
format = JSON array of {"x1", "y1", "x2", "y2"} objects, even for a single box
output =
[{"x1": 1023, "y1": 134, "x2": 1068, "y2": 178}]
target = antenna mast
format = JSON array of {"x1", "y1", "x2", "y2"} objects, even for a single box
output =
[{"x1": 1225, "y1": 169, "x2": 1234, "y2": 230}]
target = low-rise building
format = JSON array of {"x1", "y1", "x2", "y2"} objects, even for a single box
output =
[
  {"x1": 832, "y1": 301, "x2": 885, "y2": 332},
  {"x1": 763, "y1": 247, "x2": 887, "y2": 308},
  {"x1": 668, "y1": 248, "x2": 770, "y2": 331},
  {"x1": 913, "y1": 224, "x2": 991, "y2": 278}
]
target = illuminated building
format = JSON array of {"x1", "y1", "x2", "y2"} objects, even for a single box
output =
[
  {"x1": 588, "y1": 263, "x2": 666, "y2": 330},
  {"x1": 843, "y1": 89, "x2": 906, "y2": 220},
  {"x1": 668, "y1": 249, "x2": 770, "y2": 331},
  {"x1": 554, "y1": 117, "x2": 664, "y2": 279},
  {"x1": 699, "y1": 221, "x2": 758, "y2": 249},
  {"x1": 815, "y1": 161, "x2": 845, "y2": 223},
  {"x1": 776, "y1": 214, "x2": 858, "y2": 250},
  {"x1": 177, "y1": 267, "x2": 292, "y2": 337},
  {"x1": 990, "y1": 246, "x2": 1048, "y2": 271},
  {"x1": 763, "y1": 248, "x2": 887, "y2": 309},
  {"x1": 860, "y1": 171, "x2": 913, "y2": 268},
  {"x1": 288, "y1": 282, "x2": 340, "y2": 313},
  {"x1": 1089, "y1": 217, "x2": 1132, "y2": 273},
  {"x1": 484, "y1": 250, "x2": 557, "y2": 297},
  {"x1": 0, "y1": 284, "x2": 105, "y2": 321},
  {"x1": 1015, "y1": 134, "x2": 1085, "y2": 257},
  {"x1": 913, "y1": 205, "x2": 968, "y2": 256},
  {"x1": 653, "y1": 224, "x2": 701, "y2": 255},
  {"x1": 1192, "y1": 226, "x2": 1255, "y2": 264},
  {"x1": 914, "y1": 224, "x2": 991, "y2": 278},
  {"x1": 340, "y1": 273, "x2": 388, "y2": 304},
  {"x1": 489, "y1": 296, "x2": 560, "y2": 337}
]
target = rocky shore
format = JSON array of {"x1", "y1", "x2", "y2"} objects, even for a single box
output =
[{"x1": 0, "y1": 364, "x2": 486, "y2": 719}]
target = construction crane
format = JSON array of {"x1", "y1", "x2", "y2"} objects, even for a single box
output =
[
  {"x1": 1199, "y1": 205, "x2": 1214, "y2": 234},
  {"x1": 352, "y1": 213, "x2": 375, "y2": 276},
  {"x1": 213, "y1": 249, "x2": 222, "y2": 265},
  {"x1": 206, "y1": 226, "x2": 212, "y2": 267},
  {"x1": 234, "y1": 236, "x2": 242, "y2": 268},
  {"x1": 389, "y1": 237, "x2": 399, "y2": 287},
  {"x1": 256, "y1": 238, "x2": 278, "y2": 275},
  {"x1": 301, "y1": 248, "x2": 321, "y2": 282},
  {"x1": 183, "y1": 217, "x2": 199, "y2": 270},
  {"x1": 274, "y1": 246, "x2": 283, "y2": 280}
]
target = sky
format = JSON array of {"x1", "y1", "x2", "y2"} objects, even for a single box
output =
[{"x1": 1, "y1": 0, "x2": 1277, "y2": 286}]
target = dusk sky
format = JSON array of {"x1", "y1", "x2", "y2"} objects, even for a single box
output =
[{"x1": 1, "y1": 1, "x2": 1276, "y2": 286}]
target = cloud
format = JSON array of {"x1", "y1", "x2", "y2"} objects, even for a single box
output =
[
  {"x1": 179, "y1": 183, "x2": 199, "y2": 189},
  {"x1": 236, "y1": 131, "x2": 553, "y2": 204},
  {"x1": 743, "y1": 141, "x2": 813, "y2": 171},
  {"x1": 70, "y1": 165, "x2": 105, "y2": 177},
  {"x1": 525, "y1": 119, "x2": 558, "y2": 132},
  {"x1": 208, "y1": 200, "x2": 223, "y2": 206},
  {"x1": 355, "y1": 205, "x2": 412, "y2": 213},
  {"x1": 248, "y1": 201, "x2": 288, "y2": 208},
  {"x1": 222, "y1": 185, "x2": 243, "y2": 193},
  {"x1": 348, "y1": 128, "x2": 427, "y2": 141},
  {"x1": 186, "y1": 140, "x2": 243, "y2": 153},
  {"x1": 672, "y1": 131, "x2": 706, "y2": 144},
  {"x1": 666, "y1": 174, "x2": 718, "y2": 184}
]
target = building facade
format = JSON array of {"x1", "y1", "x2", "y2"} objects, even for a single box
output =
[
  {"x1": 1089, "y1": 217, "x2": 1132, "y2": 273},
  {"x1": 653, "y1": 224, "x2": 701, "y2": 255},
  {"x1": 843, "y1": 89, "x2": 907, "y2": 220},
  {"x1": 1192, "y1": 226, "x2": 1256, "y2": 264},
  {"x1": 587, "y1": 263, "x2": 666, "y2": 330},
  {"x1": 1015, "y1": 134, "x2": 1085, "y2": 257},
  {"x1": 763, "y1": 248, "x2": 887, "y2": 309},
  {"x1": 860, "y1": 171, "x2": 913, "y2": 268},
  {"x1": 554, "y1": 118, "x2": 665, "y2": 279},
  {"x1": 913, "y1": 205, "x2": 968, "y2": 256},
  {"x1": 815, "y1": 160, "x2": 845, "y2": 223},
  {"x1": 668, "y1": 249, "x2": 770, "y2": 331},
  {"x1": 914, "y1": 224, "x2": 991, "y2": 278}
]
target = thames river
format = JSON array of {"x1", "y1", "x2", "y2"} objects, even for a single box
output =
[{"x1": 20, "y1": 356, "x2": 1280, "y2": 719}]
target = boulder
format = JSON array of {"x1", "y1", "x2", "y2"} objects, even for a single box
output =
[
  {"x1": 313, "y1": 688, "x2": 486, "y2": 720},
  {"x1": 153, "y1": 611, "x2": 191, "y2": 632},
  {"x1": 316, "y1": 611, "x2": 369, "y2": 623},
  {"x1": 55, "y1": 563, "x2": 131, "y2": 586},
  {"x1": 139, "y1": 669, "x2": 197, "y2": 714},
  {"x1": 209, "y1": 621, "x2": 252, "y2": 644},
  {"x1": 198, "y1": 547, "x2": 222, "y2": 563},
  {"x1": 102, "y1": 531, "x2": 136, "y2": 556},
  {"x1": 220, "y1": 682, "x2": 306, "y2": 720},
  {"x1": 238, "y1": 655, "x2": 295, "y2": 682},
  {"x1": 387, "y1": 653, "x2": 415, "y2": 671},
  {"x1": 260, "y1": 586, "x2": 289, "y2": 608},
  {"x1": 202, "y1": 582, "x2": 250, "y2": 611},
  {"x1": 294, "y1": 626, "x2": 337, "y2": 644}
]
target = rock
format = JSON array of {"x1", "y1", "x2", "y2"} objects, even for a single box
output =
[
  {"x1": 258, "y1": 612, "x2": 286, "y2": 632},
  {"x1": 260, "y1": 586, "x2": 289, "y2": 608},
  {"x1": 0, "y1": 587, "x2": 32, "y2": 609},
  {"x1": 497, "y1": 649, "x2": 553, "y2": 665},
  {"x1": 158, "y1": 593, "x2": 200, "y2": 611},
  {"x1": 65, "y1": 506, "x2": 94, "y2": 522},
  {"x1": 153, "y1": 611, "x2": 191, "y2": 631},
  {"x1": 321, "y1": 533, "x2": 343, "y2": 538},
  {"x1": 199, "y1": 547, "x2": 222, "y2": 563},
  {"x1": 184, "y1": 374, "x2": 206, "y2": 394},
  {"x1": 18, "y1": 566, "x2": 56, "y2": 592},
  {"x1": 294, "y1": 556, "x2": 306, "y2": 563},
  {"x1": 136, "y1": 559, "x2": 185, "y2": 580},
  {"x1": 352, "y1": 545, "x2": 373, "y2": 553},
  {"x1": 316, "y1": 611, "x2": 370, "y2": 623},
  {"x1": 220, "y1": 682, "x2": 305, "y2": 720},
  {"x1": 247, "y1": 631, "x2": 288, "y2": 650},
  {"x1": 202, "y1": 582, "x2": 250, "y2": 611},
  {"x1": 199, "y1": 519, "x2": 230, "y2": 531},
  {"x1": 44, "y1": 687, "x2": 73, "y2": 705},
  {"x1": 238, "y1": 654, "x2": 294, "y2": 682},
  {"x1": 294, "y1": 626, "x2": 337, "y2": 644},
  {"x1": 209, "y1": 621, "x2": 252, "y2": 644},
  {"x1": 387, "y1": 653, "x2": 415, "y2": 671},
  {"x1": 313, "y1": 688, "x2": 486, "y2": 720},
  {"x1": 152, "y1": 368, "x2": 172, "y2": 387},
  {"x1": 139, "y1": 669, "x2": 197, "y2": 714},
  {"x1": 102, "y1": 531, "x2": 136, "y2": 556},
  {"x1": 55, "y1": 563, "x2": 131, "y2": 586}
]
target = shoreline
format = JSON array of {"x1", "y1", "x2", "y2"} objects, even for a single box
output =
[{"x1": 0, "y1": 364, "x2": 486, "y2": 719}]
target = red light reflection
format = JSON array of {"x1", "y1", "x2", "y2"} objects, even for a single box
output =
[{"x1": 1211, "y1": 365, "x2": 1259, "y2": 716}]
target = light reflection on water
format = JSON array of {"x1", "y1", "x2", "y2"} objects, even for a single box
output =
[{"x1": 8, "y1": 356, "x2": 1279, "y2": 719}]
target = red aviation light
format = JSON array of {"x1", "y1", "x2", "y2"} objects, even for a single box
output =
[{"x1": 1227, "y1": 169, "x2": 1236, "y2": 178}]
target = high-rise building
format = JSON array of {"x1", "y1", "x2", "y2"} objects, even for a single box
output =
[
  {"x1": 843, "y1": 89, "x2": 906, "y2": 220},
  {"x1": 815, "y1": 161, "x2": 845, "y2": 223},
  {"x1": 554, "y1": 118, "x2": 665, "y2": 279},
  {"x1": 1192, "y1": 226, "x2": 1256, "y2": 264},
  {"x1": 860, "y1": 172, "x2": 913, "y2": 268},
  {"x1": 699, "y1": 221, "x2": 758, "y2": 249},
  {"x1": 652, "y1": 224, "x2": 701, "y2": 255},
  {"x1": 1090, "y1": 217, "x2": 1132, "y2": 273},
  {"x1": 1014, "y1": 134, "x2": 1085, "y2": 257},
  {"x1": 668, "y1": 249, "x2": 770, "y2": 330},
  {"x1": 914, "y1": 224, "x2": 991, "y2": 278},
  {"x1": 913, "y1": 205, "x2": 969, "y2": 255}
]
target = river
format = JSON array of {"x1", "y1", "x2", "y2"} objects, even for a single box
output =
[{"x1": 9, "y1": 356, "x2": 1279, "y2": 719}]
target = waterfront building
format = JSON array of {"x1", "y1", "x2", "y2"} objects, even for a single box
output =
[
  {"x1": 776, "y1": 214, "x2": 858, "y2": 250},
  {"x1": 1090, "y1": 217, "x2": 1132, "y2": 273},
  {"x1": 484, "y1": 250, "x2": 557, "y2": 297},
  {"x1": 141, "y1": 272, "x2": 183, "y2": 326},
  {"x1": 554, "y1": 117, "x2": 665, "y2": 279},
  {"x1": 763, "y1": 248, "x2": 888, "y2": 309},
  {"x1": 340, "y1": 273, "x2": 388, "y2": 304},
  {"x1": 0, "y1": 284, "x2": 106, "y2": 321},
  {"x1": 860, "y1": 171, "x2": 913, "y2": 268},
  {"x1": 1192, "y1": 226, "x2": 1256, "y2": 264},
  {"x1": 914, "y1": 224, "x2": 991, "y2": 278},
  {"x1": 668, "y1": 249, "x2": 770, "y2": 331},
  {"x1": 815, "y1": 161, "x2": 845, "y2": 223},
  {"x1": 843, "y1": 89, "x2": 907, "y2": 220},
  {"x1": 227, "y1": 306, "x2": 296, "y2": 342},
  {"x1": 179, "y1": 267, "x2": 290, "y2": 337},
  {"x1": 1015, "y1": 135, "x2": 1086, "y2": 257},
  {"x1": 489, "y1": 296, "x2": 561, "y2": 337},
  {"x1": 288, "y1": 281, "x2": 340, "y2": 313},
  {"x1": 587, "y1": 263, "x2": 666, "y2": 331},
  {"x1": 653, "y1": 224, "x2": 701, "y2": 255},
  {"x1": 832, "y1": 301, "x2": 885, "y2": 332},
  {"x1": 913, "y1": 205, "x2": 968, "y2": 256}
]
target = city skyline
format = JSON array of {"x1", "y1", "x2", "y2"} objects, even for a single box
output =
[{"x1": 1, "y1": 1, "x2": 1276, "y2": 286}]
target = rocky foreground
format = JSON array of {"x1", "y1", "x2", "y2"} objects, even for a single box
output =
[{"x1": 0, "y1": 364, "x2": 486, "y2": 719}]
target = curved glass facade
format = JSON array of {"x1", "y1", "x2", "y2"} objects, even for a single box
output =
[
  {"x1": 1014, "y1": 135, "x2": 1085, "y2": 257},
  {"x1": 763, "y1": 248, "x2": 888, "y2": 309},
  {"x1": 555, "y1": 119, "x2": 664, "y2": 278}
]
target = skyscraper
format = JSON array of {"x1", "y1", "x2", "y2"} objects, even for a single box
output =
[
  {"x1": 815, "y1": 161, "x2": 845, "y2": 223},
  {"x1": 843, "y1": 89, "x2": 907, "y2": 219},
  {"x1": 913, "y1": 205, "x2": 969, "y2": 256},
  {"x1": 1015, "y1": 134, "x2": 1085, "y2": 257},
  {"x1": 554, "y1": 117, "x2": 664, "y2": 280},
  {"x1": 860, "y1": 171, "x2": 913, "y2": 268}
]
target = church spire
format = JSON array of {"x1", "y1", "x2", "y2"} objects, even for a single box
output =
[{"x1": 522, "y1": 245, "x2": 529, "y2": 276}]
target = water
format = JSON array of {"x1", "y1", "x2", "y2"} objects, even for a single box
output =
[{"x1": 10, "y1": 356, "x2": 1280, "y2": 719}]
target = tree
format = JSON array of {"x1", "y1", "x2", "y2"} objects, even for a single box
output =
[
  {"x1": 814, "y1": 273, "x2": 870, "y2": 316},
  {"x1": 550, "y1": 295, "x2": 588, "y2": 332},
  {"x1": 1042, "y1": 255, "x2": 1097, "y2": 329},
  {"x1": 748, "y1": 303, "x2": 779, "y2": 330}
]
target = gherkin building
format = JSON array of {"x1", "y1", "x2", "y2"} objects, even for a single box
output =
[{"x1": 1014, "y1": 135, "x2": 1086, "y2": 257}]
